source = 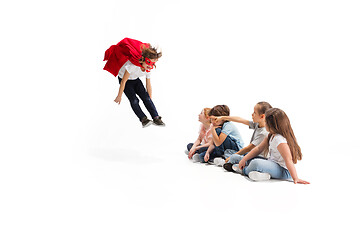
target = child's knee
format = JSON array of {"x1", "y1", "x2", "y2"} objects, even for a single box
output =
[
  {"x1": 248, "y1": 159, "x2": 264, "y2": 171},
  {"x1": 130, "y1": 98, "x2": 140, "y2": 105},
  {"x1": 215, "y1": 128, "x2": 222, "y2": 135},
  {"x1": 187, "y1": 143, "x2": 193, "y2": 151},
  {"x1": 229, "y1": 154, "x2": 242, "y2": 164}
]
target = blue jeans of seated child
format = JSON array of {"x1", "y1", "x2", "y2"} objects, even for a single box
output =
[
  {"x1": 228, "y1": 152, "x2": 244, "y2": 164},
  {"x1": 243, "y1": 158, "x2": 291, "y2": 180},
  {"x1": 198, "y1": 128, "x2": 240, "y2": 163},
  {"x1": 118, "y1": 77, "x2": 159, "y2": 121},
  {"x1": 187, "y1": 143, "x2": 208, "y2": 154}
]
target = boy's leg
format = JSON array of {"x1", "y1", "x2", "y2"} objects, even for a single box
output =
[
  {"x1": 243, "y1": 159, "x2": 291, "y2": 180},
  {"x1": 134, "y1": 79, "x2": 159, "y2": 119},
  {"x1": 212, "y1": 128, "x2": 239, "y2": 157},
  {"x1": 224, "y1": 149, "x2": 238, "y2": 159},
  {"x1": 223, "y1": 154, "x2": 242, "y2": 172},
  {"x1": 119, "y1": 77, "x2": 147, "y2": 121},
  {"x1": 196, "y1": 146, "x2": 208, "y2": 154},
  {"x1": 228, "y1": 154, "x2": 243, "y2": 164}
]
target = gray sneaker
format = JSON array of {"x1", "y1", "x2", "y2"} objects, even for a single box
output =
[
  {"x1": 192, "y1": 153, "x2": 202, "y2": 162},
  {"x1": 141, "y1": 117, "x2": 152, "y2": 128},
  {"x1": 153, "y1": 116, "x2": 165, "y2": 126},
  {"x1": 214, "y1": 157, "x2": 225, "y2": 167}
]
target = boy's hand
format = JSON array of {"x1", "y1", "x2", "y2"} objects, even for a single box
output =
[
  {"x1": 238, "y1": 159, "x2": 246, "y2": 170},
  {"x1": 204, "y1": 152, "x2": 210, "y2": 162},
  {"x1": 225, "y1": 157, "x2": 230, "y2": 163},
  {"x1": 210, "y1": 116, "x2": 223, "y2": 125},
  {"x1": 114, "y1": 96, "x2": 122, "y2": 105}
]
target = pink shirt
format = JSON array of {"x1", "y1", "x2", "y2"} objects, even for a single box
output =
[{"x1": 199, "y1": 124, "x2": 212, "y2": 145}]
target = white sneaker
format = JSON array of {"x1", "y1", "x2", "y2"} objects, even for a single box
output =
[
  {"x1": 192, "y1": 153, "x2": 202, "y2": 162},
  {"x1": 184, "y1": 150, "x2": 189, "y2": 155},
  {"x1": 248, "y1": 171, "x2": 271, "y2": 181},
  {"x1": 214, "y1": 157, "x2": 225, "y2": 167},
  {"x1": 232, "y1": 164, "x2": 243, "y2": 174}
]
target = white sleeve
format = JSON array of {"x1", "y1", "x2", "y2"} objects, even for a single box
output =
[
  {"x1": 274, "y1": 135, "x2": 287, "y2": 148},
  {"x1": 124, "y1": 61, "x2": 136, "y2": 74}
]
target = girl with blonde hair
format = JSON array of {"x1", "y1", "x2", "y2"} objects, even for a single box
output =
[{"x1": 186, "y1": 108, "x2": 212, "y2": 159}]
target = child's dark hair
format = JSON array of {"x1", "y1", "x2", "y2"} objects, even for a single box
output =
[
  {"x1": 208, "y1": 105, "x2": 230, "y2": 117},
  {"x1": 256, "y1": 101, "x2": 272, "y2": 115}
]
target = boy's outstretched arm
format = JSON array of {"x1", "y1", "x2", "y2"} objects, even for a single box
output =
[{"x1": 210, "y1": 116, "x2": 250, "y2": 126}]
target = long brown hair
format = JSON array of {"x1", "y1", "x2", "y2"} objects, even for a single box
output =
[{"x1": 265, "y1": 108, "x2": 302, "y2": 164}]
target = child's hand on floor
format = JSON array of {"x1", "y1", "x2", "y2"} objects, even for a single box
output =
[
  {"x1": 204, "y1": 152, "x2": 210, "y2": 162},
  {"x1": 294, "y1": 178, "x2": 310, "y2": 184}
]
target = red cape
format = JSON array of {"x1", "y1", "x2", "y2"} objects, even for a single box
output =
[{"x1": 103, "y1": 38, "x2": 149, "y2": 77}]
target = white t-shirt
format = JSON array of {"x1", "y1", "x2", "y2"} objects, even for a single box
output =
[
  {"x1": 268, "y1": 134, "x2": 288, "y2": 169},
  {"x1": 118, "y1": 60, "x2": 151, "y2": 80}
]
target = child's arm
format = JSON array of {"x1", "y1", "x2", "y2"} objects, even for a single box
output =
[
  {"x1": 238, "y1": 137, "x2": 268, "y2": 169},
  {"x1": 211, "y1": 116, "x2": 250, "y2": 126},
  {"x1": 146, "y1": 78, "x2": 152, "y2": 99},
  {"x1": 204, "y1": 143, "x2": 215, "y2": 162},
  {"x1": 210, "y1": 125, "x2": 227, "y2": 147},
  {"x1": 188, "y1": 135, "x2": 202, "y2": 159},
  {"x1": 236, "y1": 144, "x2": 256, "y2": 155},
  {"x1": 277, "y1": 143, "x2": 310, "y2": 184},
  {"x1": 225, "y1": 144, "x2": 255, "y2": 162},
  {"x1": 114, "y1": 71, "x2": 130, "y2": 104}
]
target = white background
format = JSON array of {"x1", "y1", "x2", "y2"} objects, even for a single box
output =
[{"x1": 1, "y1": 0, "x2": 359, "y2": 239}]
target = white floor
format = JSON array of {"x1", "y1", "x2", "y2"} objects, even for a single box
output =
[
  {"x1": 1, "y1": 120, "x2": 358, "y2": 239},
  {"x1": 1, "y1": 1, "x2": 360, "y2": 239}
]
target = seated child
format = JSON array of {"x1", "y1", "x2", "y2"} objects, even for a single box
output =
[
  {"x1": 193, "y1": 105, "x2": 244, "y2": 163},
  {"x1": 211, "y1": 102, "x2": 272, "y2": 170},
  {"x1": 237, "y1": 108, "x2": 310, "y2": 184},
  {"x1": 186, "y1": 108, "x2": 212, "y2": 159}
]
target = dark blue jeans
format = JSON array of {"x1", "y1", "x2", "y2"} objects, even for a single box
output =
[
  {"x1": 187, "y1": 143, "x2": 208, "y2": 154},
  {"x1": 199, "y1": 128, "x2": 240, "y2": 163},
  {"x1": 119, "y1": 77, "x2": 159, "y2": 121}
]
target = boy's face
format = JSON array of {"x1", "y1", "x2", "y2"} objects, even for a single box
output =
[{"x1": 252, "y1": 105, "x2": 263, "y2": 123}]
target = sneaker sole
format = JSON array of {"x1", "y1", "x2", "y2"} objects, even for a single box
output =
[
  {"x1": 248, "y1": 171, "x2": 271, "y2": 181},
  {"x1": 142, "y1": 121, "x2": 153, "y2": 128}
]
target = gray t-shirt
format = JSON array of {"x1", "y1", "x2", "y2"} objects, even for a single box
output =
[{"x1": 249, "y1": 121, "x2": 268, "y2": 158}]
